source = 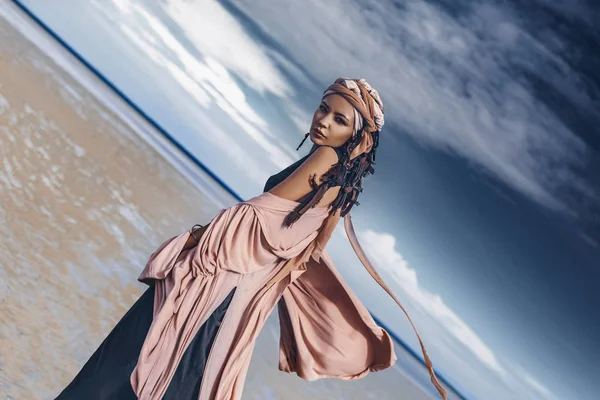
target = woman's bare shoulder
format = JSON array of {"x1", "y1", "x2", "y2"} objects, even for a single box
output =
[
  {"x1": 268, "y1": 146, "x2": 340, "y2": 202},
  {"x1": 303, "y1": 145, "x2": 340, "y2": 171}
]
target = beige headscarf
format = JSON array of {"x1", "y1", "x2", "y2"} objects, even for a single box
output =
[{"x1": 322, "y1": 78, "x2": 385, "y2": 162}]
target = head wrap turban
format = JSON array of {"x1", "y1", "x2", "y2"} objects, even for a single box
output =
[{"x1": 322, "y1": 78, "x2": 385, "y2": 162}]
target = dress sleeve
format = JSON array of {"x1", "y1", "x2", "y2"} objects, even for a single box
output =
[{"x1": 277, "y1": 249, "x2": 397, "y2": 381}]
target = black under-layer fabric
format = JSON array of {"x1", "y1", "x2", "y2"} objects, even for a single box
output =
[
  {"x1": 55, "y1": 285, "x2": 236, "y2": 400},
  {"x1": 262, "y1": 145, "x2": 344, "y2": 193}
]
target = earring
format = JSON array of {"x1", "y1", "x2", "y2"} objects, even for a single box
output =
[{"x1": 296, "y1": 132, "x2": 310, "y2": 151}]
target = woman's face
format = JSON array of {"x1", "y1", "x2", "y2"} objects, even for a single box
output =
[{"x1": 309, "y1": 94, "x2": 355, "y2": 148}]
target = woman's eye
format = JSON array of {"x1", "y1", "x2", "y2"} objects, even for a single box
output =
[
  {"x1": 336, "y1": 117, "x2": 346, "y2": 125},
  {"x1": 319, "y1": 105, "x2": 326, "y2": 111}
]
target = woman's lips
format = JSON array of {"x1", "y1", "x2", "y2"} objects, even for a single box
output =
[{"x1": 312, "y1": 128, "x2": 326, "y2": 139}]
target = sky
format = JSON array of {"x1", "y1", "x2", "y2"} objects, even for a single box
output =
[{"x1": 17, "y1": 0, "x2": 600, "y2": 399}]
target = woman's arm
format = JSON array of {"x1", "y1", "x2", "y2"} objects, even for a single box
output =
[
  {"x1": 179, "y1": 147, "x2": 336, "y2": 252},
  {"x1": 182, "y1": 223, "x2": 210, "y2": 251},
  {"x1": 269, "y1": 146, "x2": 341, "y2": 206}
]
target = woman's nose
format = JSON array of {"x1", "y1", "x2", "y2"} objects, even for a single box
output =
[{"x1": 318, "y1": 115, "x2": 330, "y2": 128}]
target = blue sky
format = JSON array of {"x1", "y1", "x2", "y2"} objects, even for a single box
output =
[{"x1": 19, "y1": 0, "x2": 600, "y2": 399}]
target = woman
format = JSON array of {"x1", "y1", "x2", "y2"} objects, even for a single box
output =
[{"x1": 56, "y1": 78, "x2": 447, "y2": 400}]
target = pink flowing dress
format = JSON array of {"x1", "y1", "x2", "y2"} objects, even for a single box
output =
[
  {"x1": 56, "y1": 147, "x2": 446, "y2": 400},
  {"x1": 130, "y1": 190, "x2": 397, "y2": 399}
]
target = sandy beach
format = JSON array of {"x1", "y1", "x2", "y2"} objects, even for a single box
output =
[{"x1": 0, "y1": 3, "x2": 448, "y2": 399}]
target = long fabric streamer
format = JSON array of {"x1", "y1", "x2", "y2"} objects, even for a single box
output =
[{"x1": 343, "y1": 213, "x2": 448, "y2": 400}]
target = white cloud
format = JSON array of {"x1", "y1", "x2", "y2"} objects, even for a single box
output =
[
  {"x1": 508, "y1": 363, "x2": 557, "y2": 400},
  {"x1": 520, "y1": 371, "x2": 555, "y2": 399},
  {"x1": 118, "y1": 24, "x2": 212, "y2": 107},
  {"x1": 354, "y1": 228, "x2": 576, "y2": 398},
  {"x1": 164, "y1": 0, "x2": 291, "y2": 98},
  {"x1": 232, "y1": 0, "x2": 596, "y2": 215},
  {"x1": 359, "y1": 229, "x2": 506, "y2": 375},
  {"x1": 158, "y1": 1, "x2": 300, "y2": 168},
  {"x1": 96, "y1": 0, "x2": 299, "y2": 184},
  {"x1": 111, "y1": 0, "x2": 133, "y2": 13}
]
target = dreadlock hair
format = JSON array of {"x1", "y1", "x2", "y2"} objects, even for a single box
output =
[{"x1": 282, "y1": 127, "x2": 380, "y2": 228}]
